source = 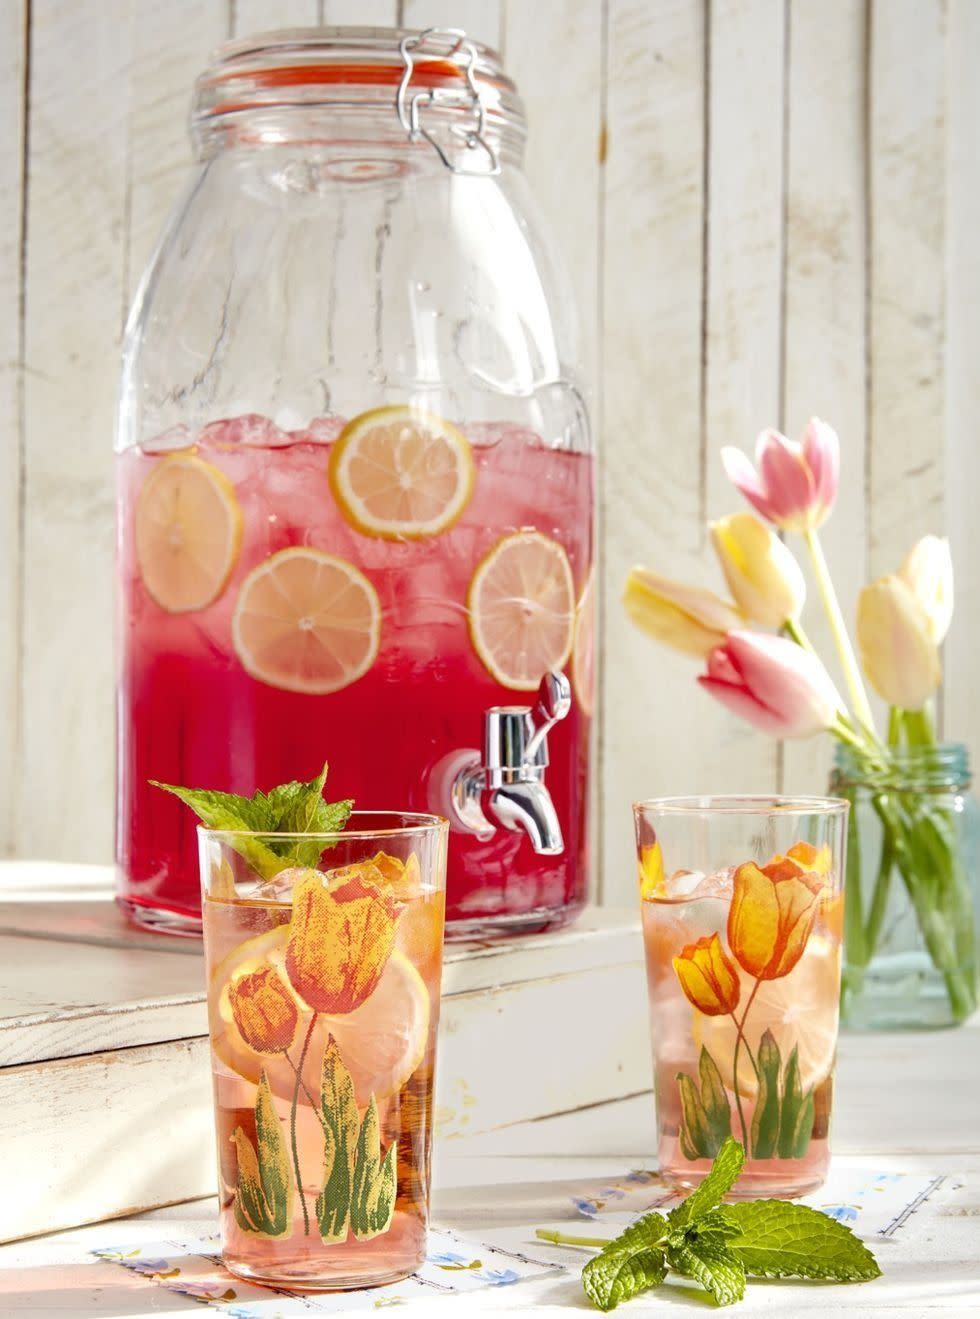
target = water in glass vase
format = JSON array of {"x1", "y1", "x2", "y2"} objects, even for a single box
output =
[
  {"x1": 642, "y1": 858, "x2": 842, "y2": 1198},
  {"x1": 202, "y1": 841, "x2": 444, "y2": 1288}
]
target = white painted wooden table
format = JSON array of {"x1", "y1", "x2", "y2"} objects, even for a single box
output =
[{"x1": 0, "y1": 1018, "x2": 977, "y2": 1313}]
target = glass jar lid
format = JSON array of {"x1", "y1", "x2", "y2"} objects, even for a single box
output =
[{"x1": 192, "y1": 26, "x2": 526, "y2": 172}]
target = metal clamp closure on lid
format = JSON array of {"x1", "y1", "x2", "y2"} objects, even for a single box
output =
[{"x1": 396, "y1": 28, "x2": 500, "y2": 176}]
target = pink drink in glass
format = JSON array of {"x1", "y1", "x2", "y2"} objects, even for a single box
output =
[
  {"x1": 634, "y1": 797, "x2": 846, "y2": 1198},
  {"x1": 117, "y1": 416, "x2": 593, "y2": 935}
]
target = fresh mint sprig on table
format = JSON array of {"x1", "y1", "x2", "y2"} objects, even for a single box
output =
[
  {"x1": 536, "y1": 1138, "x2": 880, "y2": 1310},
  {"x1": 152, "y1": 762, "x2": 352, "y2": 878}
]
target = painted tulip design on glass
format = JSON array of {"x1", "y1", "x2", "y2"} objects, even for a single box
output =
[
  {"x1": 223, "y1": 869, "x2": 413, "y2": 1246},
  {"x1": 668, "y1": 849, "x2": 833, "y2": 1168},
  {"x1": 228, "y1": 967, "x2": 299, "y2": 1055}
]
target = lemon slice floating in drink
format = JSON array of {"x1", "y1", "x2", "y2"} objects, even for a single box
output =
[
  {"x1": 231, "y1": 547, "x2": 381, "y2": 694},
  {"x1": 328, "y1": 405, "x2": 475, "y2": 539},
  {"x1": 692, "y1": 933, "x2": 841, "y2": 1099},
  {"x1": 572, "y1": 570, "x2": 595, "y2": 715},
  {"x1": 467, "y1": 529, "x2": 575, "y2": 690},
  {"x1": 135, "y1": 454, "x2": 243, "y2": 612},
  {"x1": 209, "y1": 926, "x2": 429, "y2": 1107}
]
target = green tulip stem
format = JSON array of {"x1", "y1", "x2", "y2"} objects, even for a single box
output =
[
  {"x1": 887, "y1": 707, "x2": 903, "y2": 747},
  {"x1": 730, "y1": 981, "x2": 762, "y2": 1151},
  {"x1": 803, "y1": 528, "x2": 878, "y2": 739},
  {"x1": 782, "y1": 616, "x2": 817, "y2": 654},
  {"x1": 290, "y1": 1012, "x2": 318, "y2": 1237},
  {"x1": 903, "y1": 707, "x2": 935, "y2": 747},
  {"x1": 863, "y1": 826, "x2": 895, "y2": 956}
]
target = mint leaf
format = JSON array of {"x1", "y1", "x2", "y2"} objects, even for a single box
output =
[
  {"x1": 582, "y1": 1245, "x2": 668, "y2": 1312},
  {"x1": 724, "y1": 1201, "x2": 881, "y2": 1281},
  {"x1": 265, "y1": 763, "x2": 330, "y2": 833},
  {"x1": 688, "y1": 1208, "x2": 741, "y2": 1243},
  {"x1": 151, "y1": 782, "x2": 275, "y2": 833},
  {"x1": 667, "y1": 1237, "x2": 746, "y2": 1307},
  {"x1": 580, "y1": 1212, "x2": 669, "y2": 1311},
  {"x1": 668, "y1": 1136, "x2": 744, "y2": 1233},
  {"x1": 152, "y1": 763, "x2": 352, "y2": 880}
]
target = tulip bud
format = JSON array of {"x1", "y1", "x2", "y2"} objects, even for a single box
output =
[
  {"x1": 623, "y1": 567, "x2": 743, "y2": 658},
  {"x1": 710, "y1": 513, "x2": 806, "y2": 626},
  {"x1": 228, "y1": 966, "x2": 299, "y2": 1055},
  {"x1": 721, "y1": 418, "x2": 839, "y2": 532},
  {"x1": 698, "y1": 630, "x2": 841, "y2": 738},
  {"x1": 857, "y1": 575, "x2": 941, "y2": 710},
  {"x1": 899, "y1": 535, "x2": 953, "y2": 644},
  {"x1": 672, "y1": 933, "x2": 741, "y2": 1016}
]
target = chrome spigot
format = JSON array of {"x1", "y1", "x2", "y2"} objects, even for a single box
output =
[{"x1": 451, "y1": 671, "x2": 572, "y2": 854}]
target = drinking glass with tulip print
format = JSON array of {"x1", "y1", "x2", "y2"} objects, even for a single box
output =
[
  {"x1": 635, "y1": 796, "x2": 848, "y2": 1198},
  {"x1": 199, "y1": 814, "x2": 447, "y2": 1289}
]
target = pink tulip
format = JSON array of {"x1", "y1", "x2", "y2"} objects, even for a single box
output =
[
  {"x1": 698, "y1": 631, "x2": 841, "y2": 738},
  {"x1": 721, "y1": 419, "x2": 839, "y2": 532}
]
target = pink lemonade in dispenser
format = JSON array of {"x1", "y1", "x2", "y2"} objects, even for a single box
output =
[{"x1": 117, "y1": 409, "x2": 594, "y2": 936}]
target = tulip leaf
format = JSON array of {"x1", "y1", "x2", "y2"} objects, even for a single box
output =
[
  {"x1": 698, "y1": 1047, "x2": 733, "y2": 1147},
  {"x1": 676, "y1": 1054, "x2": 732, "y2": 1161},
  {"x1": 791, "y1": 1090, "x2": 815, "y2": 1159},
  {"x1": 676, "y1": 1072, "x2": 714, "y2": 1161},
  {"x1": 777, "y1": 1044, "x2": 813, "y2": 1159},
  {"x1": 232, "y1": 1071, "x2": 293, "y2": 1237},
  {"x1": 316, "y1": 1036, "x2": 359, "y2": 1243},
  {"x1": 750, "y1": 1029, "x2": 782, "y2": 1160},
  {"x1": 679, "y1": 1120, "x2": 701, "y2": 1162},
  {"x1": 350, "y1": 1097, "x2": 397, "y2": 1240}
]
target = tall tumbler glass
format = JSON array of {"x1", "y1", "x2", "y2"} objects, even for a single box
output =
[
  {"x1": 634, "y1": 796, "x2": 848, "y2": 1198},
  {"x1": 200, "y1": 812, "x2": 447, "y2": 1289}
]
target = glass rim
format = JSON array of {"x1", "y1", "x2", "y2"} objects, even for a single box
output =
[
  {"x1": 197, "y1": 809, "x2": 448, "y2": 842},
  {"x1": 633, "y1": 794, "x2": 850, "y2": 818}
]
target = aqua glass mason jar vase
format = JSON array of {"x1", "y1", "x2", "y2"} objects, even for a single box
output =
[{"x1": 829, "y1": 742, "x2": 980, "y2": 1029}]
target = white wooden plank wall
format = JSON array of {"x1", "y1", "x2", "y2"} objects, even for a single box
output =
[
  {"x1": 2, "y1": 1, "x2": 977, "y2": 910},
  {"x1": 0, "y1": 3, "x2": 27, "y2": 859},
  {"x1": 780, "y1": 0, "x2": 867, "y2": 794}
]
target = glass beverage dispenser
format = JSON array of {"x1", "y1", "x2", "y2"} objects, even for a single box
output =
[{"x1": 116, "y1": 28, "x2": 594, "y2": 938}]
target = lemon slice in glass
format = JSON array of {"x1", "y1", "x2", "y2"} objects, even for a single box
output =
[{"x1": 209, "y1": 926, "x2": 429, "y2": 1107}]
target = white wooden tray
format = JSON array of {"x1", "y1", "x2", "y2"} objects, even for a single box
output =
[{"x1": 0, "y1": 862, "x2": 649, "y2": 1243}]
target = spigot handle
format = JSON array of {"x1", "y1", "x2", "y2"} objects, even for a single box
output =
[{"x1": 525, "y1": 670, "x2": 572, "y2": 763}]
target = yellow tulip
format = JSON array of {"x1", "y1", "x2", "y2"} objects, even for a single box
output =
[
  {"x1": 285, "y1": 871, "x2": 398, "y2": 1015},
  {"x1": 623, "y1": 567, "x2": 743, "y2": 658},
  {"x1": 727, "y1": 857, "x2": 827, "y2": 981},
  {"x1": 710, "y1": 512, "x2": 806, "y2": 626},
  {"x1": 228, "y1": 966, "x2": 299, "y2": 1055},
  {"x1": 637, "y1": 840, "x2": 665, "y2": 899},
  {"x1": 672, "y1": 933, "x2": 741, "y2": 1016},
  {"x1": 857, "y1": 575, "x2": 941, "y2": 710},
  {"x1": 899, "y1": 535, "x2": 953, "y2": 644}
]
